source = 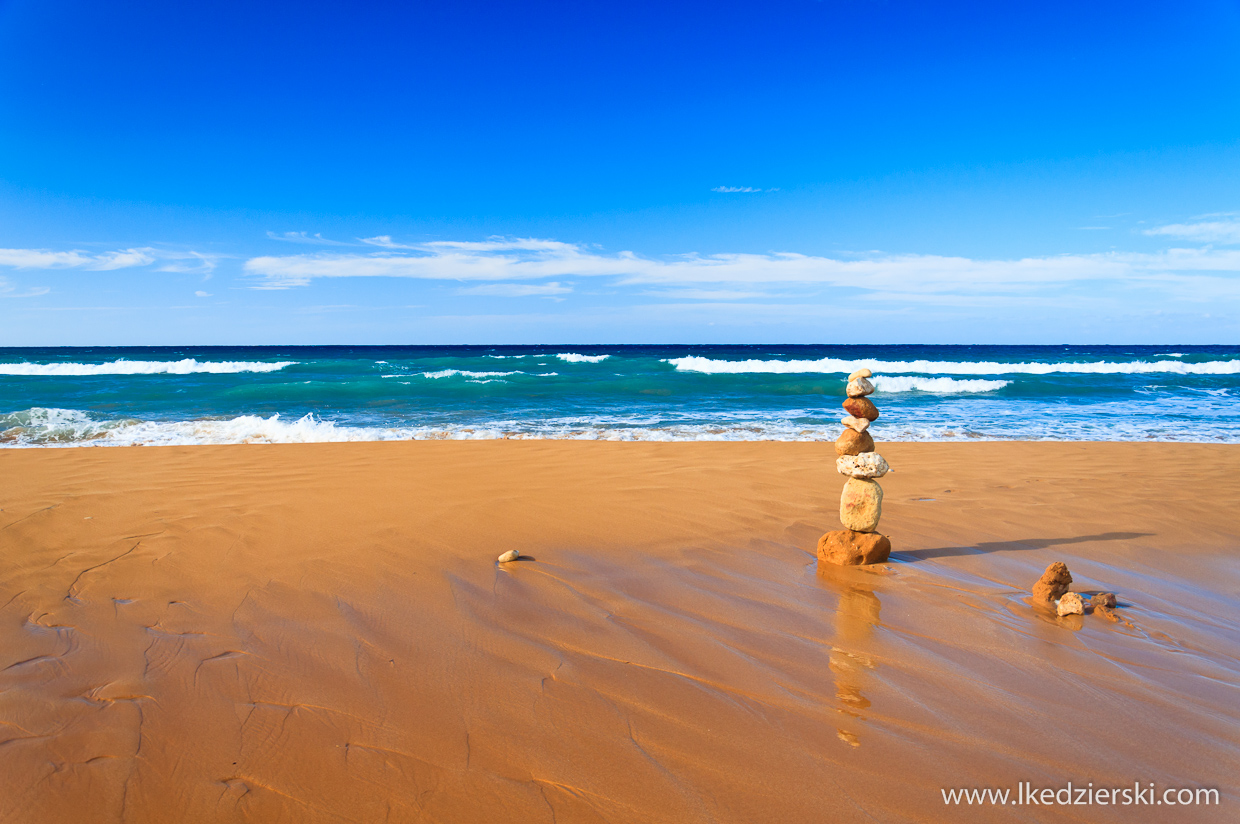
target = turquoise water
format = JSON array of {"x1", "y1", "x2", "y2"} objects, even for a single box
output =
[{"x1": 1, "y1": 345, "x2": 1238, "y2": 446}]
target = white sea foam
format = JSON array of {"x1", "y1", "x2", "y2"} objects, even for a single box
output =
[
  {"x1": 3, "y1": 407, "x2": 1238, "y2": 448},
  {"x1": 0, "y1": 358, "x2": 297, "y2": 376},
  {"x1": 420, "y1": 369, "x2": 519, "y2": 379},
  {"x1": 872, "y1": 376, "x2": 1009, "y2": 393},
  {"x1": 556, "y1": 353, "x2": 610, "y2": 363},
  {"x1": 666, "y1": 355, "x2": 1240, "y2": 376}
]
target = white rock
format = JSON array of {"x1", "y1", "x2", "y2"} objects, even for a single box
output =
[
  {"x1": 1057, "y1": 592, "x2": 1084, "y2": 616},
  {"x1": 846, "y1": 377, "x2": 875, "y2": 398},
  {"x1": 497, "y1": 550, "x2": 520, "y2": 563},
  {"x1": 840, "y1": 415, "x2": 870, "y2": 433},
  {"x1": 848, "y1": 368, "x2": 872, "y2": 381},
  {"x1": 836, "y1": 453, "x2": 890, "y2": 479}
]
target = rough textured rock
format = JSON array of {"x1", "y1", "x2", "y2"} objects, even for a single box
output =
[
  {"x1": 835, "y1": 428, "x2": 875, "y2": 456},
  {"x1": 840, "y1": 415, "x2": 870, "y2": 433},
  {"x1": 497, "y1": 550, "x2": 520, "y2": 563},
  {"x1": 1057, "y1": 592, "x2": 1085, "y2": 616},
  {"x1": 1094, "y1": 605, "x2": 1120, "y2": 622},
  {"x1": 848, "y1": 368, "x2": 872, "y2": 381},
  {"x1": 1091, "y1": 592, "x2": 1117, "y2": 608},
  {"x1": 842, "y1": 397, "x2": 880, "y2": 421},
  {"x1": 817, "y1": 530, "x2": 891, "y2": 566},
  {"x1": 1032, "y1": 562, "x2": 1073, "y2": 601},
  {"x1": 836, "y1": 453, "x2": 889, "y2": 479},
  {"x1": 846, "y1": 377, "x2": 875, "y2": 398},
  {"x1": 840, "y1": 478, "x2": 883, "y2": 532}
]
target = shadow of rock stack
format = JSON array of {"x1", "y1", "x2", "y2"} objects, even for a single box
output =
[{"x1": 817, "y1": 368, "x2": 892, "y2": 566}]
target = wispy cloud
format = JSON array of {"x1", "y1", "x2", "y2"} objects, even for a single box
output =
[
  {"x1": 240, "y1": 236, "x2": 1240, "y2": 307},
  {"x1": 0, "y1": 276, "x2": 50, "y2": 298},
  {"x1": 0, "y1": 247, "x2": 157, "y2": 270},
  {"x1": 456, "y1": 282, "x2": 573, "y2": 297},
  {"x1": 194, "y1": 290, "x2": 212, "y2": 297},
  {"x1": 1143, "y1": 215, "x2": 1240, "y2": 244},
  {"x1": 266, "y1": 231, "x2": 351, "y2": 245},
  {"x1": 157, "y1": 251, "x2": 220, "y2": 275},
  {"x1": 0, "y1": 246, "x2": 221, "y2": 276},
  {"x1": 360, "y1": 235, "x2": 417, "y2": 249},
  {"x1": 711, "y1": 186, "x2": 778, "y2": 193}
]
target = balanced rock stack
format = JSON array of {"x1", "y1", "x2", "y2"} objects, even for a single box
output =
[{"x1": 817, "y1": 368, "x2": 892, "y2": 566}]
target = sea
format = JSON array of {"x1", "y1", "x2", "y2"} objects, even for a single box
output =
[{"x1": 1, "y1": 345, "x2": 1237, "y2": 447}]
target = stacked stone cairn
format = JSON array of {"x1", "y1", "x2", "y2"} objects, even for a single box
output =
[{"x1": 817, "y1": 368, "x2": 892, "y2": 566}]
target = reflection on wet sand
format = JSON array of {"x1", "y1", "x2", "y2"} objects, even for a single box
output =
[{"x1": 816, "y1": 564, "x2": 882, "y2": 747}]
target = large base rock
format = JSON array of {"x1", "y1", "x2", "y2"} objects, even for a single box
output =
[
  {"x1": 840, "y1": 477, "x2": 883, "y2": 531},
  {"x1": 1032, "y1": 561, "x2": 1073, "y2": 601},
  {"x1": 818, "y1": 530, "x2": 891, "y2": 566}
]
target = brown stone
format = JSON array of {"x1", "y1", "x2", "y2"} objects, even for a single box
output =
[
  {"x1": 1091, "y1": 592, "x2": 1116, "y2": 608},
  {"x1": 848, "y1": 368, "x2": 872, "y2": 381},
  {"x1": 840, "y1": 478, "x2": 882, "y2": 532},
  {"x1": 835, "y1": 428, "x2": 875, "y2": 456},
  {"x1": 817, "y1": 530, "x2": 891, "y2": 566},
  {"x1": 1032, "y1": 561, "x2": 1072, "y2": 601},
  {"x1": 842, "y1": 397, "x2": 879, "y2": 421}
]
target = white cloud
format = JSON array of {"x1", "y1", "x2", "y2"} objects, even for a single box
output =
[
  {"x1": 195, "y1": 290, "x2": 212, "y2": 297},
  {"x1": 0, "y1": 247, "x2": 157, "y2": 270},
  {"x1": 240, "y1": 237, "x2": 1240, "y2": 306},
  {"x1": 266, "y1": 231, "x2": 349, "y2": 245},
  {"x1": 1144, "y1": 215, "x2": 1240, "y2": 244},
  {"x1": 712, "y1": 186, "x2": 762, "y2": 193},
  {"x1": 456, "y1": 282, "x2": 573, "y2": 297},
  {"x1": 360, "y1": 235, "x2": 416, "y2": 249}
]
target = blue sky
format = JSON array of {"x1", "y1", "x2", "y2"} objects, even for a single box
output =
[{"x1": 1, "y1": 0, "x2": 1238, "y2": 345}]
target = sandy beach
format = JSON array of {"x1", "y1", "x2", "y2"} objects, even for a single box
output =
[{"x1": 1, "y1": 441, "x2": 1237, "y2": 822}]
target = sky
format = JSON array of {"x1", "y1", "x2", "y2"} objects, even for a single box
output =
[{"x1": 1, "y1": 0, "x2": 1238, "y2": 345}]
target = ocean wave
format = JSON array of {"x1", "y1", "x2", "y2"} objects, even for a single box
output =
[
  {"x1": 420, "y1": 370, "x2": 519, "y2": 379},
  {"x1": 4, "y1": 407, "x2": 1238, "y2": 448},
  {"x1": 0, "y1": 358, "x2": 297, "y2": 376},
  {"x1": 665, "y1": 355, "x2": 1240, "y2": 376},
  {"x1": 872, "y1": 376, "x2": 1010, "y2": 393},
  {"x1": 556, "y1": 353, "x2": 610, "y2": 363}
]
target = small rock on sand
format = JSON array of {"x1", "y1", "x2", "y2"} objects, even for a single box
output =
[
  {"x1": 1032, "y1": 561, "x2": 1073, "y2": 601},
  {"x1": 497, "y1": 550, "x2": 520, "y2": 563},
  {"x1": 848, "y1": 368, "x2": 872, "y2": 381},
  {"x1": 835, "y1": 428, "x2": 875, "y2": 456},
  {"x1": 817, "y1": 530, "x2": 891, "y2": 566},
  {"x1": 842, "y1": 397, "x2": 880, "y2": 421},
  {"x1": 1057, "y1": 592, "x2": 1085, "y2": 616},
  {"x1": 1091, "y1": 592, "x2": 1117, "y2": 608},
  {"x1": 1094, "y1": 605, "x2": 1121, "y2": 622}
]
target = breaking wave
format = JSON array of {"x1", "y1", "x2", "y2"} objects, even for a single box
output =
[
  {"x1": 556, "y1": 353, "x2": 610, "y2": 363},
  {"x1": 0, "y1": 359, "x2": 296, "y2": 376},
  {"x1": 420, "y1": 370, "x2": 519, "y2": 379},
  {"x1": 665, "y1": 356, "x2": 1240, "y2": 376},
  {"x1": 871, "y1": 376, "x2": 1010, "y2": 393}
]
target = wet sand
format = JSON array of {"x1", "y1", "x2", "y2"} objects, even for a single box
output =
[{"x1": 1, "y1": 441, "x2": 1237, "y2": 822}]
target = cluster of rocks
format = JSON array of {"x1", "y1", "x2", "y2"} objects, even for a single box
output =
[
  {"x1": 1033, "y1": 562, "x2": 1121, "y2": 621},
  {"x1": 817, "y1": 369, "x2": 892, "y2": 566}
]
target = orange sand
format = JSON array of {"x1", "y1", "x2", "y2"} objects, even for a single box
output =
[{"x1": 1, "y1": 442, "x2": 1237, "y2": 822}]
